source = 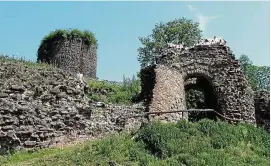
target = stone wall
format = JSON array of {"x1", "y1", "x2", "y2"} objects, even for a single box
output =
[
  {"x1": 254, "y1": 90, "x2": 270, "y2": 132},
  {"x1": 141, "y1": 41, "x2": 256, "y2": 124},
  {"x1": 140, "y1": 65, "x2": 187, "y2": 122},
  {"x1": 38, "y1": 38, "x2": 97, "y2": 78},
  {"x1": 0, "y1": 58, "x2": 145, "y2": 153}
]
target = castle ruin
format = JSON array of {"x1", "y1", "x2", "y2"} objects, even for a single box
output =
[
  {"x1": 140, "y1": 37, "x2": 257, "y2": 124},
  {"x1": 37, "y1": 29, "x2": 98, "y2": 78},
  {"x1": 0, "y1": 35, "x2": 269, "y2": 153}
]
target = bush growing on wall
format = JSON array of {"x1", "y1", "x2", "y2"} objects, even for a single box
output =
[
  {"x1": 37, "y1": 28, "x2": 97, "y2": 63},
  {"x1": 88, "y1": 74, "x2": 141, "y2": 105}
]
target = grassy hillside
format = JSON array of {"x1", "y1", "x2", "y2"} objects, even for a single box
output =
[{"x1": 0, "y1": 119, "x2": 269, "y2": 166}]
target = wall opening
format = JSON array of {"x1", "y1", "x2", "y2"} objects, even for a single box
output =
[{"x1": 184, "y1": 75, "x2": 218, "y2": 122}]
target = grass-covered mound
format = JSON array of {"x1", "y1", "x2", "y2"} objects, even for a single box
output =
[{"x1": 0, "y1": 119, "x2": 269, "y2": 166}]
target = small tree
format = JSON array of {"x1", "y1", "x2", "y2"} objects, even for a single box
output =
[{"x1": 137, "y1": 17, "x2": 202, "y2": 68}]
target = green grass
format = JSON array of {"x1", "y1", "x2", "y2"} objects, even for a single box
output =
[
  {"x1": 87, "y1": 74, "x2": 141, "y2": 105},
  {"x1": 0, "y1": 119, "x2": 269, "y2": 166},
  {"x1": 0, "y1": 54, "x2": 54, "y2": 69},
  {"x1": 40, "y1": 28, "x2": 97, "y2": 46}
]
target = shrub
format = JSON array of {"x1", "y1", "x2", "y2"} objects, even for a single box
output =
[
  {"x1": 88, "y1": 74, "x2": 141, "y2": 105},
  {"x1": 135, "y1": 119, "x2": 269, "y2": 165},
  {"x1": 136, "y1": 121, "x2": 183, "y2": 158},
  {"x1": 40, "y1": 28, "x2": 97, "y2": 46}
]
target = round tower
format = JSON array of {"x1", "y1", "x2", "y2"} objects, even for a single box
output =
[{"x1": 37, "y1": 29, "x2": 98, "y2": 78}]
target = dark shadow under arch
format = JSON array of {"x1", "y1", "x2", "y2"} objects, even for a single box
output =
[{"x1": 184, "y1": 74, "x2": 218, "y2": 122}]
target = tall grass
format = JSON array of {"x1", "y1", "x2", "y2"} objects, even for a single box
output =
[
  {"x1": 88, "y1": 74, "x2": 141, "y2": 105},
  {"x1": 0, "y1": 119, "x2": 269, "y2": 166},
  {"x1": 0, "y1": 54, "x2": 53, "y2": 69}
]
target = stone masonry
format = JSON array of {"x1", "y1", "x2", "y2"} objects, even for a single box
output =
[
  {"x1": 0, "y1": 57, "x2": 145, "y2": 154},
  {"x1": 38, "y1": 38, "x2": 97, "y2": 78},
  {"x1": 140, "y1": 65, "x2": 187, "y2": 122},
  {"x1": 0, "y1": 36, "x2": 269, "y2": 154},
  {"x1": 141, "y1": 38, "x2": 256, "y2": 124}
]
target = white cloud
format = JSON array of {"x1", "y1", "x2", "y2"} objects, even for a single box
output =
[
  {"x1": 188, "y1": 4, "x2": 220, "y2": 33},
  {"x1": 188, "y1": 4, "x2": 197, "y2": 13}
]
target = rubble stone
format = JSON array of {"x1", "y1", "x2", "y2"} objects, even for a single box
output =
[{"x1": 0, "y1": 57, "x2": 145, "y2": 153}]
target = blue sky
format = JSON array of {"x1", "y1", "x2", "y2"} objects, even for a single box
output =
[{"x1": 0, "y1": 1, "x2": 269, "y2": 81}]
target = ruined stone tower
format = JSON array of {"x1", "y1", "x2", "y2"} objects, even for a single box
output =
[
  {"x1": 37, "y1": 29, "x2": 98, "y2": 78},
  {"x1": 140, "y1": 38, "x2": 256, "y2": 124}
]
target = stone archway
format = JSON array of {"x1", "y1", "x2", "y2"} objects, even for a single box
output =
[
  {"x1": 184, "y1": 74, "x2": 218, "y2": 122},
  {"x1": 140, "y1": 41, "x2": 256, "y2": 124}
]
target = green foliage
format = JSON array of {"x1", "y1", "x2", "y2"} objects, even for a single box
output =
[
  {"x1": 88, "y1": 74, "x2": 141, "y2": 105},
  {"x1": 138, "y1": 17, "x2": 202, "y2": 68},
  {"x1": 40, "y1": 28, "x2": 97, "y2": 46},
  {"x1": 136, "y1": 119, "x2": 269, "y2": 165},
  {"x1": 90, "y1": 134, "x2": 149, "y2": 165},
  {"x1": 185, "y1": 89, "x2": 205, "y2": 109},
  {"x1": 1, "y1": 120, "x2": 269, "y2": 166},
  {"x1": 0, "y1": 54, "x2": 53, "y2": 69},
  {"x1": 238, "y1": 54, "x2": 270, "y2": 91}
]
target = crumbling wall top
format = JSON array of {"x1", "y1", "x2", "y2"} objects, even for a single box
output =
[
  {"x1": 156, "y1": 36, "x2": 233, "y2": 65},
  {"x1": 166, "y1": 36, "x2": 227, "y2": 50}
]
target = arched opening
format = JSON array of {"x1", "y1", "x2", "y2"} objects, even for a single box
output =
[{"x1": 184, "y1": 74, "x2": 218, "y2": 122}]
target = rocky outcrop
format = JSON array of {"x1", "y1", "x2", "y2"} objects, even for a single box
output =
[{"x1": 0, "y1": 57, "x2": 145, "y2": 154}]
